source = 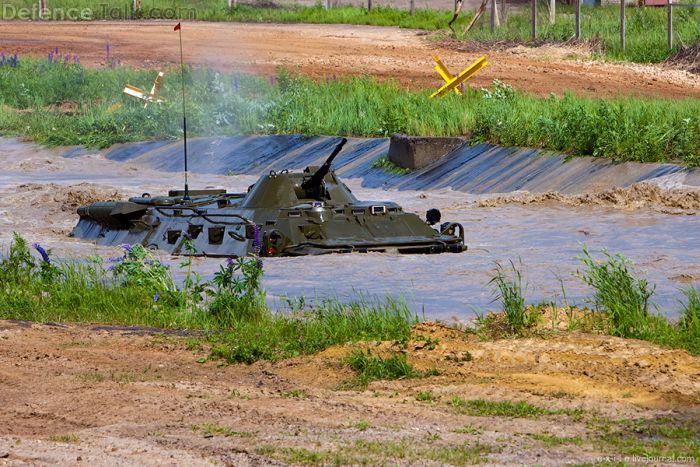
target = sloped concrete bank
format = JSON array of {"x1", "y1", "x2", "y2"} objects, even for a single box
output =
[{"x1": 96, "y1": 135, "x2": 700, "y2": 194}]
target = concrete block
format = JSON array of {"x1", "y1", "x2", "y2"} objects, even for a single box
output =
[{"x1": 388, "y1": 134, "x2": 466, "y2": 170}]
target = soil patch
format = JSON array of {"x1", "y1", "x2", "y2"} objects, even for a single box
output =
[{"x1": 0, "y1": 320, "x2": 697, "y2": 464}]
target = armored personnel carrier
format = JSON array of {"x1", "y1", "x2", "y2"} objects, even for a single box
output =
[{"x1": 72, "y1": 139, "x2": 467, "y2": 257}]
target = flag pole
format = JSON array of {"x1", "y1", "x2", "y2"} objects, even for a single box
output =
[{"x1": 176, "y1": 22, "x2": 190, "y2": 201}]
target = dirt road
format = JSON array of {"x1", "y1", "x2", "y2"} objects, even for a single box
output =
[
  {"x1": 0, "y1": 21, "x2": 698, "y2": 98},
  {"x1": 0, "y1": 320, "x2": 698, "y2": 465}
]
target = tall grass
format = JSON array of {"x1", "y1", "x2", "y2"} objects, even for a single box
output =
[
  {"x1": 4, "y1": 61, "x2": 697, "y2": 165},
  {"x1": 0, "y1": 233, "x2": 417, "y2": 363},
  {"x1": 578, "y1": 246, "x2": 654, "y2": 338},
  {"x1": 578, "y1": 247, "x2": 699, "y2": 353},
  {"x1": 488, "y1": 259, "x2": 530, "y2": 333}
]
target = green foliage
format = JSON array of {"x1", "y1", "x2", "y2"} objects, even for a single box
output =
[
  {"x1": 208, "y1": 256, "x2": 266, "y2": 325},
  {"x1": 595, "y1": 417, "x2": 700, "y2": 458},
  {"x1": 208, "y1": 295, "x2": 417, "y2": 364},
  {"x1": 370, "y1": 155, "x2": 411, "y2": 175},
  {"x1": 346, "y1": 349, "x2": 416, "y2": 386},
  {"x1": 449, "y1": 397, "x2": 584, "y2": 418},
  {"x1": 415, "y1": 390, "x2": 435, "y2": 401},
  {"x1": 1, "y1": 61, "x2": 699, "y2": 165},
  {"x1": 677, "y1": 287, "x2": 700, "y2": 354},
  {"x1": 0, "y1": 234, "x2": 416, "y2": 364},
  {"x1": 578, "y1": 246, "x2": 654, "y2": 338},
  {"x1": 488, "y1": 259, "x2": 533, "y2": 334}
]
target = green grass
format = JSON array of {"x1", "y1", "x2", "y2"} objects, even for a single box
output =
[
  {"x1": 1, "y1": 0, "x2": 697, "y2": 63},
  {"x1": 530, "y1": 433, "x2": 583, "y2": 446},
  {"x1": 370, "y1": 155, "x2": 412, "y2": 175},
  {"x1": 0, "y1": 61, "x2": 698, "y2": 165},
  {"x1": 594, "y1": 416, "x2": 700, "y2": 459},
  {"x1": 488, "y1": 259, "x2": 534, "y2": 334},
  {"x1": 449, "y1": 396, "x2": 585, "y2": 418},
  {"x1": 345, "y1": 349, "x2": 417, "y2": 387},
  {"x1": 0, "y1": 233, "x2": 417, "y2": 364},
  {"x1": 459, "y1": 4, "x2": 700, "y2": 63},
  {"x1": 281, "y1": 388, "x2": 309, "y2": 398},
  {"x1": 254, "y1": 438, "x2": 495, "y2": 465},
  {"x1": 48, "y1": 434, "x2": 80, "y2": 443},
  {"x1": 578, "y1": 247, "x2": 700, "y2": 354}
]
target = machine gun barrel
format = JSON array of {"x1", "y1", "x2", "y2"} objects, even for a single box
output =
[{"x1": 302, "y1": 138, "x2": 347, "y2": 191}]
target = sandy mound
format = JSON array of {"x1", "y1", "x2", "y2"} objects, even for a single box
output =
[{"x1": 477, "y1": 182, "x2": 700, "y2": 213}]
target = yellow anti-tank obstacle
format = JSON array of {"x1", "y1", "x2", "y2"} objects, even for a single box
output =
[{"x1": 430, "y1": 56, "x2": 488, "y2": 99}]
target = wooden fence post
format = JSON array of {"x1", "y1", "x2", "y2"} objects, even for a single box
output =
[
  {"x1": 501, "y1": 0, "x2": 507, "y2": 22},
  {"x1": 410, "y1": 0, "x2": 415, "y2": 15},
  {"x1": 575, "y1": 0, "x2": 581, "y2": 40},
  {"x1": 549, "y1": 0, "x2": 555, "y2": 24},
  {"x1": 667, "y1": 0, "x2": 673, "y2": 49},
  {"x1": 620, "y1": 0, "x2": 625, "y2": 50},
  {"x1": 368, "y1": 0, "x2": 372, "y2": 11},
  {"x1": 531, "y1": 0, "x2": 537, "y2": 40}
]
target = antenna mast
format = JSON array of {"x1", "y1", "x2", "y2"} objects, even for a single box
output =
[{"x1": 175, "y1": 22, "x2": 190, "y2": 201}]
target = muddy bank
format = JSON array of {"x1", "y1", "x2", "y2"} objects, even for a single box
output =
[
  {"x1": 0, "y1": 320, "x2": 697, "y2": 465},
  {"x1": 477, "y1": 182, "x2": 700, "y2": 213}
]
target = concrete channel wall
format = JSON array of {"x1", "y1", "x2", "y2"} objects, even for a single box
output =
[{"x1": 100, "y1": 135, "x2": 700, "y2": 194}]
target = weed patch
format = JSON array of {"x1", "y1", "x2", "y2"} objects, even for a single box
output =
[
  {"x1": 449, "y1": 397, "x2": 584, "y2": 419},
  {"x1": 48, "y1": 434, "x2": 79, "y2": 443},
  {"x1": 370, "y1": 155, "x2": 411, "y2": 175}
]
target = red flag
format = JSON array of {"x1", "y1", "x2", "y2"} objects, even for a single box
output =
[{"x1": 174, "y1": 22, "x2": 181, "y2": 31}]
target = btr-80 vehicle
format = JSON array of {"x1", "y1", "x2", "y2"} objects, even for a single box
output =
[{"x1": 72, "y1": 139, "x2": 466, "y2": 257}]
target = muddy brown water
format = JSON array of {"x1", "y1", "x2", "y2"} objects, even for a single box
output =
[{"x1": 1, "y1": 137, "x2": 699, "y2": 320}]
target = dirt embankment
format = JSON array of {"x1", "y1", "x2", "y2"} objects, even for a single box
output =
[
  {"x1": 476, "y1": 182, "x2": 700, "y2": 214},
  {"x1": 0, "y1": 21, "x2": 698, "y2": 99},
  {"x1": 0, "y1": 321, "x2": 697, "y2": 465}
]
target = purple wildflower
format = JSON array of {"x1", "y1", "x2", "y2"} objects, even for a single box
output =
[
  {"x1": 48, "y1": 51, "x2": 54, "y2": 64},
  {"x1": 333, "y1": 73, "x2": 337, "y2": 82},
  {"x1": 256, "y1": 258, "x2": 264, "y2": 270},
  {"x1": 108, "y1": 256, "x2": 124, "y2": 263},
  {"x1": 105, "y1": 43, "x2": 110, "y2": 57},
  {"x1": 10, "y1": 54, "x2": 17, "y2": 68},
  {"x1": 54, "y1": 47, "x2": 59, "y2": 55},
  {"x1": 225, "y1": 257, "x2": 236, "y2": 269},
  {"x1": 153, "y1": 292, "x2": 159, "y2": 302},
  {"x1": 120, "y1": 243, "x2": 133, "y2": 253},
  {"x1": 65, "y1": 53, "x2": 70, "y2": 63},
  {"x1": 252, "y1": 224, "x2": 261, "y2": 255},
  {"x1": 32, "y1": 243, "x2": 51, "y2": 264}
]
